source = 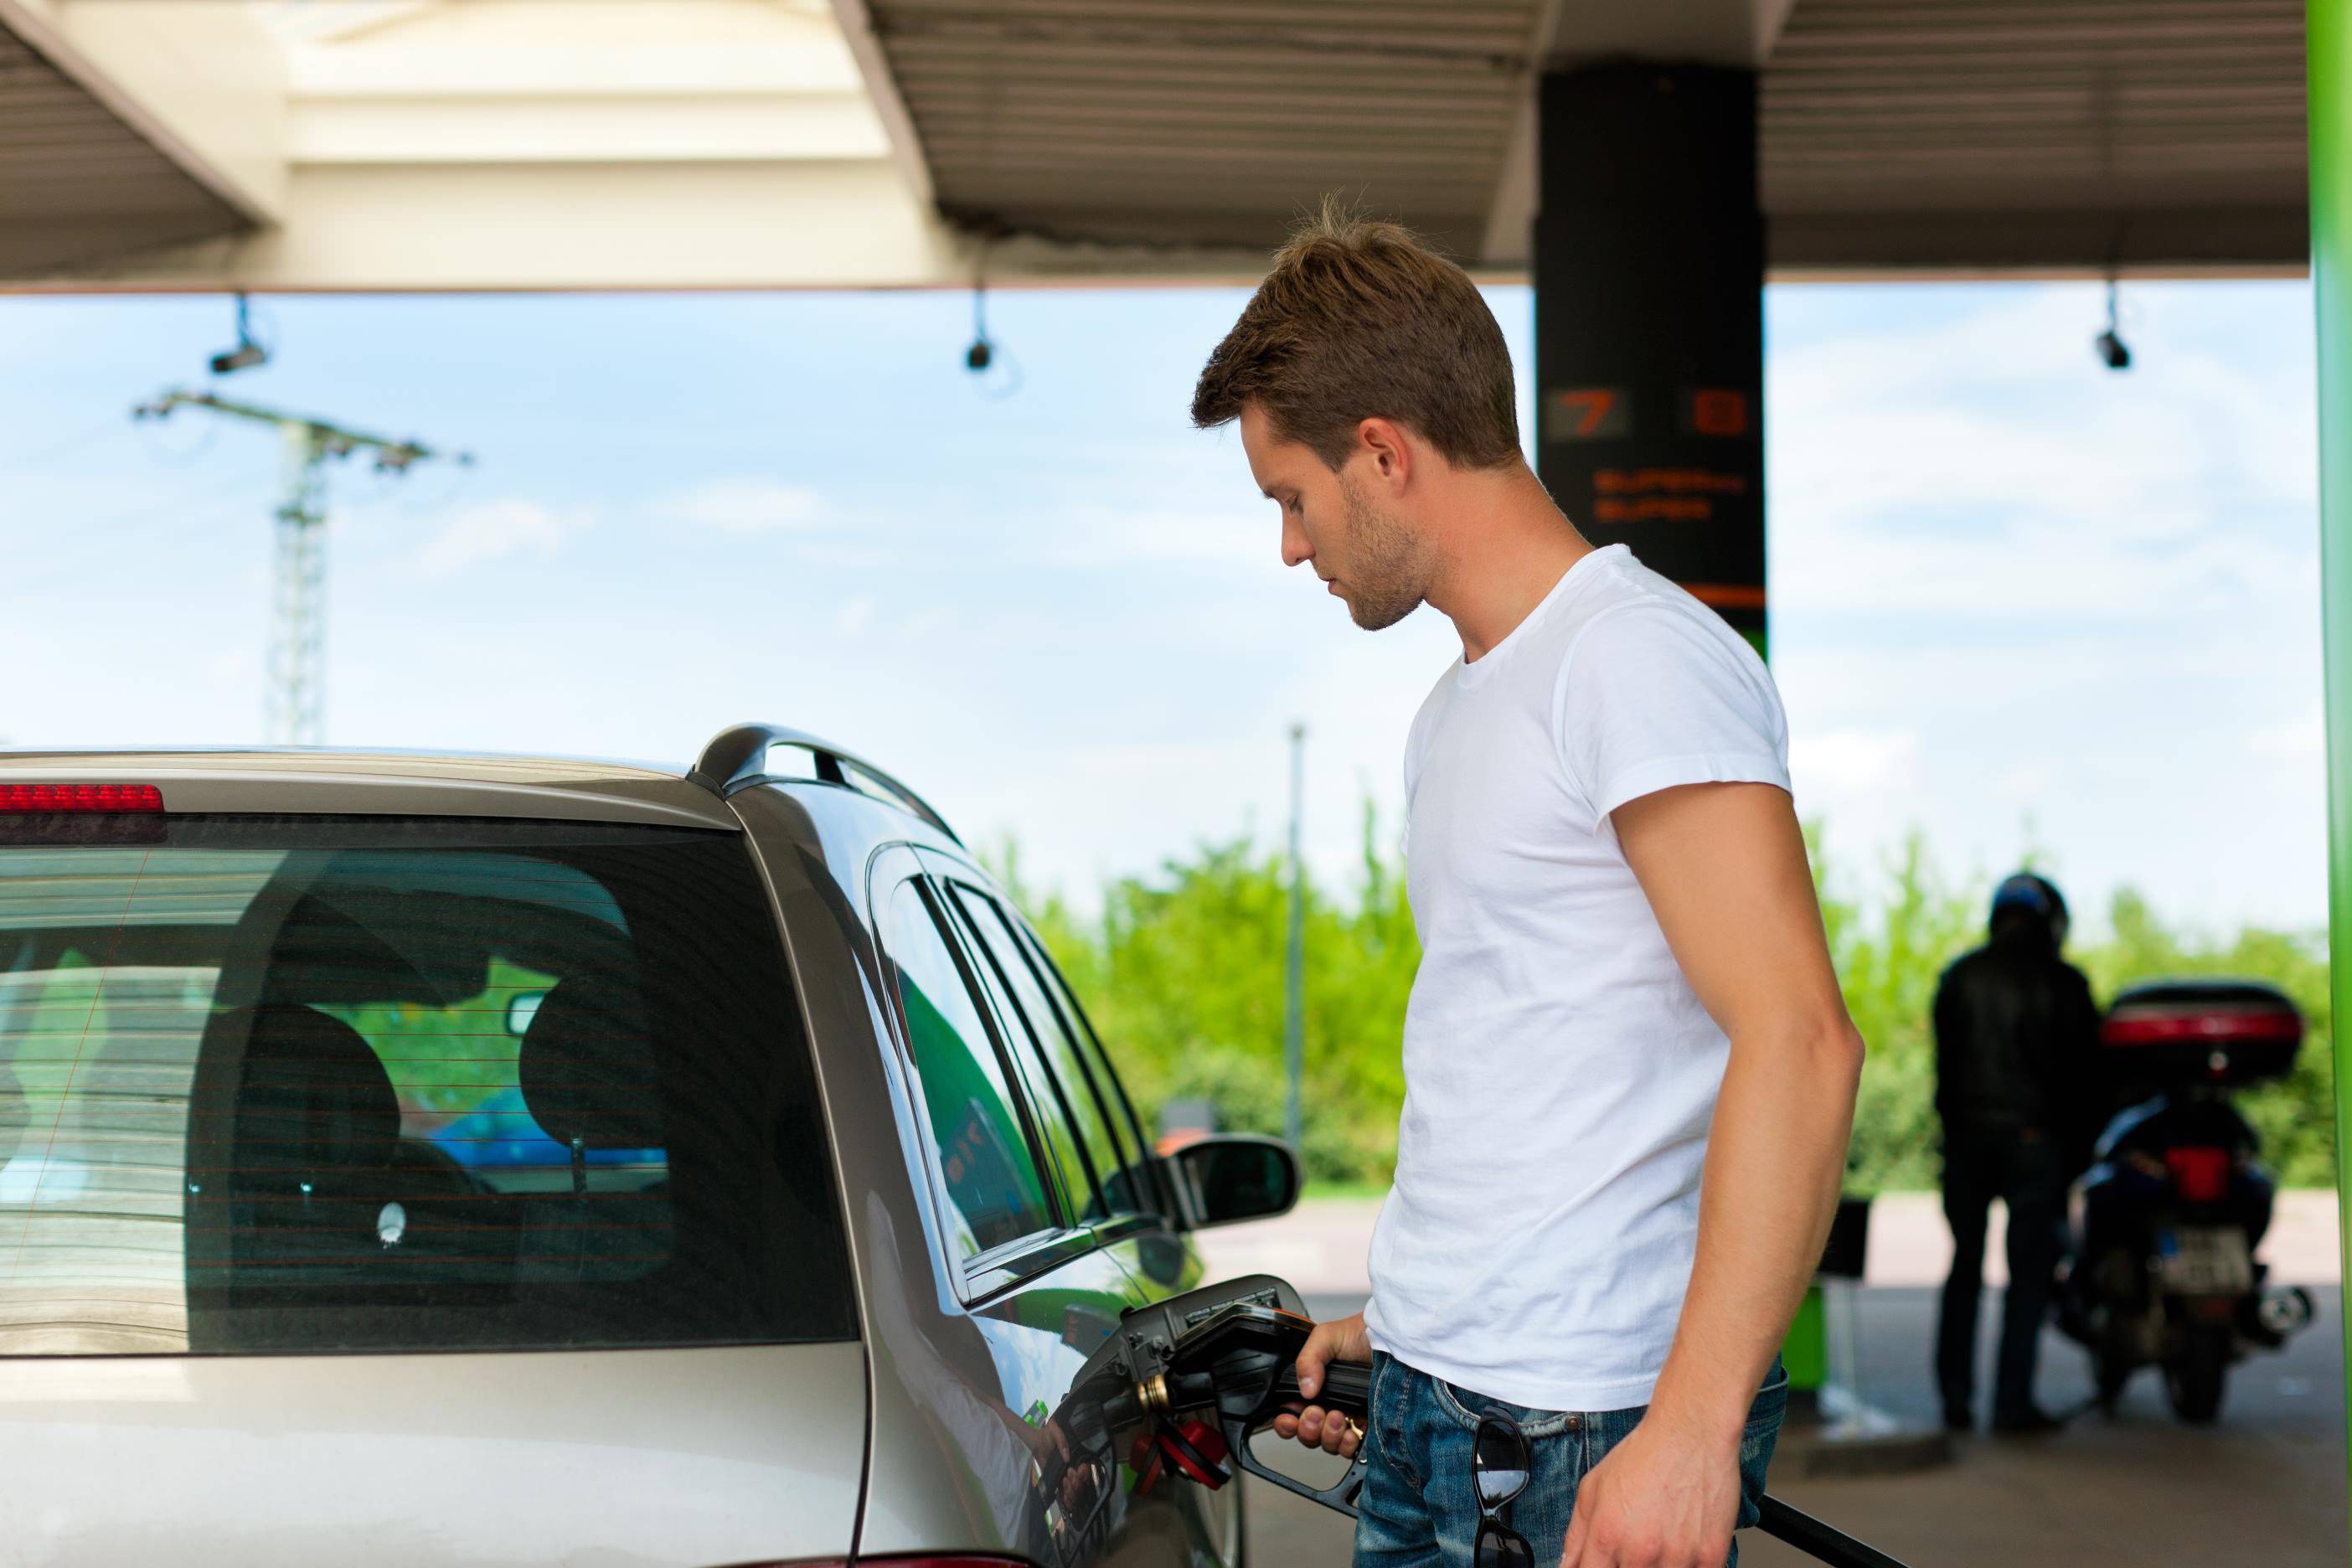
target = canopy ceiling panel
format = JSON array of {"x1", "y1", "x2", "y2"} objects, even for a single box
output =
[
  {"x1": 862, "y1": 0, "x2": 1540, "y2": 258},
  {"x1": 859, "y1": 0, "x2": 2312, "y2": 275},
  {"x1": 1762, "y1": 0, "x2": 2309, "y2": 271},
  {"x1": 0, "y1": 23, "x2": 251, "y2": 275}
]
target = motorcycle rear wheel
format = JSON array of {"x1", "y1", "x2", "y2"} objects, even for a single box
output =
[{"x1": 2164, "y1": 1328, "x2": 2232, "y2": 1424}]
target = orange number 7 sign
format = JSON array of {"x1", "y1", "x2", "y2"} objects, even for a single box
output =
[{"x1": 1544, "y1": 386, "x2": 1632, "y2": 441}]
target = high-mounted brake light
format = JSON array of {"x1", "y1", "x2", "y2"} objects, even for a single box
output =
[{"x1": 0, "y1": 784, "x2": 164, "y2": 813}]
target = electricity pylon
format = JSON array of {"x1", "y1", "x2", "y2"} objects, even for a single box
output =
[{"x1": 132, "y1": 390, "x2": 467, "y2": 746}]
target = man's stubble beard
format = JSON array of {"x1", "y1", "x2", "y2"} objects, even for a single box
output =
[{"x1": 1337, "y1": 474, "x2": 1433, "y2": 632}]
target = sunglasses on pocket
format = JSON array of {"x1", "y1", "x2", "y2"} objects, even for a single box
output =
[{"x1": 1473, "y1": 1407, "x2": 1534, "y2": 1568}]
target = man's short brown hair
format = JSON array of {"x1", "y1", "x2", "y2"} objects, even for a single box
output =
[{"x1": 1191, "y1": 202, "x2": 1519, "y2": 472}]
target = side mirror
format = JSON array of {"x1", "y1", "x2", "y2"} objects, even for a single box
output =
[{"x1": 1160, "y1": 1134, "x2": 1300, "y2": 1230}]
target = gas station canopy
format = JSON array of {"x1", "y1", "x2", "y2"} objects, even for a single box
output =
[
  {"x1": 858, "y1": 0, "x2": 2309, "y2": 274},
  {"x1": 0, "y1": 0, "x2": 2311, "y2": 291}
]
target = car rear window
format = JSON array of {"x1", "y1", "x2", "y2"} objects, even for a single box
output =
[{"x1": 0, "y1": 814, "x2": 853, "y2": 1355}]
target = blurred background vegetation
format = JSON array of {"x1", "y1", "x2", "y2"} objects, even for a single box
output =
[{"x1": 997, "y1": 808, "x2": 2336, "y2": 1193}]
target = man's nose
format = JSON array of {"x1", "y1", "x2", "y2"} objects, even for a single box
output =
[{"x1": 1281, "y1": 516, "x2": 1311, "y2": 569}]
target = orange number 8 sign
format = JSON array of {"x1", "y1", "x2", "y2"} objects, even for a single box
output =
[{"x1": 1689, "y1": 389, "x2": 1748, "y2": 437}]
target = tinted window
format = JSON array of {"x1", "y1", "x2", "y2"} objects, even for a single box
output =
[
  {"x1": 1018, "y1": 924, "x2": 1158, "y2": 1213},
  {"x1": 942, "y1": 885, "x2": 1103, "y2": 1224},
  {"x1": 879, "y1": 879, "x2": 1055, "y2": 1259},
  {"x1": 0, "y1": 816, "x2": 851, "y2": 1356},
  {"x1": 950, "y1": 885, "x2": 1145, "y2": 1218}
]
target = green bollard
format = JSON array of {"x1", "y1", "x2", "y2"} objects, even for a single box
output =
[{"x1": 1783, "y1": 1282, "x2": 1829, "y2": 1411}]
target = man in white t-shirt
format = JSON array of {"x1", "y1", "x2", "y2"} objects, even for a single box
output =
[{"x1": 1189, "y1": 207, "x2": 1863, "y2": 1568}]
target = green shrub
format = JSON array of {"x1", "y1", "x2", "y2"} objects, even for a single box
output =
[{"x1": 1000, "y1": 813, "x2": 2337, "y2": 1192}]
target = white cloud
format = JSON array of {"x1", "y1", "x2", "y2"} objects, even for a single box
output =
[
  {"x1": 834, "y1": 594, "x2": 876, "y2": 637},
  {"x1": 659, "y1": 478, "x2": 827, "y2": 534},
  {"x1": 410, "y1": 498, "x2": 588, "y2": 580},
  {"x1": 204, "y1": 649, "x2": 257, "y2": 685},
  {"x1": 2252, "y1": 711, "x2": 2326, "y2": 760},
  {"x1": 1991, "y1": 761, "x2": 2055, "y2": 806},
  {"x1": 1767, "y1": 285, "x2": 2318, "y2": 623},
  {"x1": 1066, "y1": 739, "x2": 1267, "y2": 782},
  {"x1": 1039, "y1": 507, "x2": 1271, "y2": 570},
  {"x1": 1791, "y1": 727, "x2": 1921, "y2": 795}
]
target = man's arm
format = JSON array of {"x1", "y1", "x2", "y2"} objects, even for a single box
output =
[{"x1": 1560, "y1": 781, "x2": 1863, "y2": 1568}]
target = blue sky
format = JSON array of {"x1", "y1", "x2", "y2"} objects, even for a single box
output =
[{"x1": 0, "y1": 278, "x2": 2324, "y2": 933}]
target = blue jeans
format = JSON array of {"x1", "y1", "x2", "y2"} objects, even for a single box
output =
[{"x1": 1354, "y1": 1353, "x2": 1787, "y2": 1568}]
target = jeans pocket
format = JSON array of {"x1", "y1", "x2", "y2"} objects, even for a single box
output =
[
  {"x1": 1746, "y1": 1361, "x2": 1791, "y2": 1430},
  {"x1": 1428, "y1": 1375, "x2": 1581, "y2": 1440},
  {"x1": 1369, "y1": 1353, "x2": 1423, "y2": 1491}
]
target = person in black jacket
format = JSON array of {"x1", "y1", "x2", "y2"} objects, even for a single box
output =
[{"x1": 1933, "y1": 872, "x2": 2102, "y2": 1436}]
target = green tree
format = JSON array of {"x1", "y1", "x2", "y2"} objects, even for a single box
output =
[
  {"x1": 1002, "y1": 813, "x2": 2337, "y2": 1193},
  {"x1": 1816, "y1": 830, "x2": 1983, "y2": 1194}
]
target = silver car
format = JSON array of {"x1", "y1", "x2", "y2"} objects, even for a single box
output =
[{"x1": 0, "y1": 724, "x2": 1300, "y2": 1568}]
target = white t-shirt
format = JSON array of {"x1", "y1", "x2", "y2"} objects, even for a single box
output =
[{"x1": 1361, "y1": 543, "x2": 1792, "y2": 1412}]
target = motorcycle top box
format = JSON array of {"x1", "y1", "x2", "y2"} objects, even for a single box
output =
[{"x1": 2100, "y1": 977, "x2": 2303, "y2": 1089}]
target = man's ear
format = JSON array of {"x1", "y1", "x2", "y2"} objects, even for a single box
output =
[{"x1": 1353, "y1": 417, "x2": 1415, "y2": 493}]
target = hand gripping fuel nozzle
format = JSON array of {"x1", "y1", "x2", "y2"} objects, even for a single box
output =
[
  {"x1": 1096, "y1": 1277, "x2": 1913, "y2": 1568},
  {"x1": 1101, "y1": 1296, "x2": 1375, "y2": 1513}
]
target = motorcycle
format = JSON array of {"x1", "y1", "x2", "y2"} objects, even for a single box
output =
[{"x1": 2060, "y1": 978, "x2": 2315, "y2": 1423}]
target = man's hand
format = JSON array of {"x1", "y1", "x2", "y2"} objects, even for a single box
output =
[
  {"x1": 1269, "y1": 1310, "x2": 1371, "y2": 1458},
  {"x1": 1559, "y1": 1412, "x2": 1738, "y2": 1568}
]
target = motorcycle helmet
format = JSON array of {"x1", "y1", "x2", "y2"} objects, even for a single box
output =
[{"x1": 1989, "y1": 871, "x2": 2069, "y2": 949}]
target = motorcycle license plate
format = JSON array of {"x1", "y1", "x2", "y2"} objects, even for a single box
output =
[{"x1": 2159, "y1": 1225, "x2": 2254, "y2": 1296}]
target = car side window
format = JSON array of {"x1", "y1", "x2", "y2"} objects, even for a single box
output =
[
  {"x1": 1019, "y1": 925, "x2": 1161, "y2": 1212},
  {"x1": 970, "y1": 891, "x2": 1156, "y2": 1217},
  {"x1": 941, "y1": 884, "x2": 1106, "y2": 1225},
  {"x1": 879, "y1": 878, "x2": 1057, "y2": 1261}
]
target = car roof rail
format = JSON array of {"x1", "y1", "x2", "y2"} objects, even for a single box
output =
[{"x1": 689, "y1": 722, "x2": 962, "y2": 845}]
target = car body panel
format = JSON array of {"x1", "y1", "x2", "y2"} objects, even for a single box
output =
[
  {"x1": 0, "y1": 1343, "x2": 867, "y2": 1568},
  {"x1": 0, "y1": 750, "x2": 735, "y2": 829}
]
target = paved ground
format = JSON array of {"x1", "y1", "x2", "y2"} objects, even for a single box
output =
[{"x1": 1228, "y1": 1198, "x2": 2348, "y2": 1567}]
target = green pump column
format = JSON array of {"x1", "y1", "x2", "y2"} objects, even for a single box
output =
[{"x1": 2312, "y1": 0, "x2": 2352, "y2": 1514}]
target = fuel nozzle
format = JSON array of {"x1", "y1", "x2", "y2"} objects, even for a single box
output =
[{"x1": 1114, "y1": 1300, "x2": 1373, "y2": 1513}]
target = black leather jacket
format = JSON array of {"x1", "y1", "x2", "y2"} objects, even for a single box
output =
[{"x1": 1932, "y1": 933, "x2": 2102, "y2": 1154}]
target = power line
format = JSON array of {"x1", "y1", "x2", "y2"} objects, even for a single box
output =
[
  {"x1": 0, "y1": 485, "x2": 260, "y2": 604},
  {"x1": 3, "y1": 416, "x2": 130, "y2": 472}
]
